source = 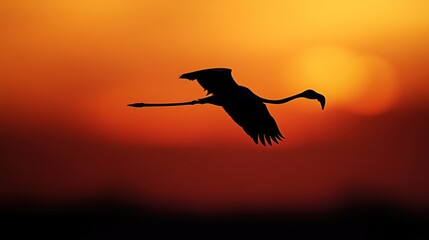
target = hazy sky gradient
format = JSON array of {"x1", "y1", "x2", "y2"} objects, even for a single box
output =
[{"x1": 1, "y1": 1, "x2": 428, "y2": 212}]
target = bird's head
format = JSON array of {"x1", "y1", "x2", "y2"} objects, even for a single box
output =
[{"x1": 302, "y1": 89, "x2": 325, "y2": 110}]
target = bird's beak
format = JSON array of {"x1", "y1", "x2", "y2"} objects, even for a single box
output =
[{"x1": 317, "y1": 94, "x2": 326, "y2": 110}]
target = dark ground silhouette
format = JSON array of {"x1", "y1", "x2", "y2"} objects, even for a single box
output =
[{"x1": 1, "y1": 195, "x2": 428, "y2": 239}]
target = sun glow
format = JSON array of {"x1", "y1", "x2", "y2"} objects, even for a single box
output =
[{"x1": 289, "y1": 46, "x2": 398, "y2": 115}]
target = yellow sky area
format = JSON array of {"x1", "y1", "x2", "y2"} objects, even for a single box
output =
[
  {"x1": 1, "y1": 1, "x2": 429, "y2": 145},
  {"x1": 2, "y1": 1, "x2": 429, "y2": 53}
]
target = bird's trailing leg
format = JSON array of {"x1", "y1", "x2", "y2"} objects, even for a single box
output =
[{"x1": 127, "y1": 100, "x2": 200, "y2": 108}]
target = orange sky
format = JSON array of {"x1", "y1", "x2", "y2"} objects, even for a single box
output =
[{"x1": 1, "y1": 1, "x2": 429, "y2": 212}]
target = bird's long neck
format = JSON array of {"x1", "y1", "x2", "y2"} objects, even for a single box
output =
[{"x1": 260, "y1": 92, "x2": 304, "y2": 104}]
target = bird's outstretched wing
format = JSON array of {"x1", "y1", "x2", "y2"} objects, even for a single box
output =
[
  {"x1": 179, "y1": 68, "x2": 239, "y2": 95},
  {"x1": 222, "y1": 102, "x2": 284, "y2": 146}
]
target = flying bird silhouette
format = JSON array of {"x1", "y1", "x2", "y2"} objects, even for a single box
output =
[{"x1": 128, "y1": 68, "x2": 325, "y2": 146}]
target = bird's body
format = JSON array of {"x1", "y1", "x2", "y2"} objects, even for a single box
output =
[
  {"x1": 201, "y1": 85, "x2": 284, "y2": 145},
  {"x1": 128, "y1": 68, "x2": 325, "y2": 146}
]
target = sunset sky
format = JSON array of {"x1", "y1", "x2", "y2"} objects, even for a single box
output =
[{"x1": 1, "y1": 1, "x2": 429, "y2": 213}]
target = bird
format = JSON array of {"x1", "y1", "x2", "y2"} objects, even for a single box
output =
[{"x1": 128, "y1": 68, "x2": 325, "y2": 146}]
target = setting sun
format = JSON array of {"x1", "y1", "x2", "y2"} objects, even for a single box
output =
[{"x1": 288, "y1": 46, "x2": 397, "y2": 115}]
